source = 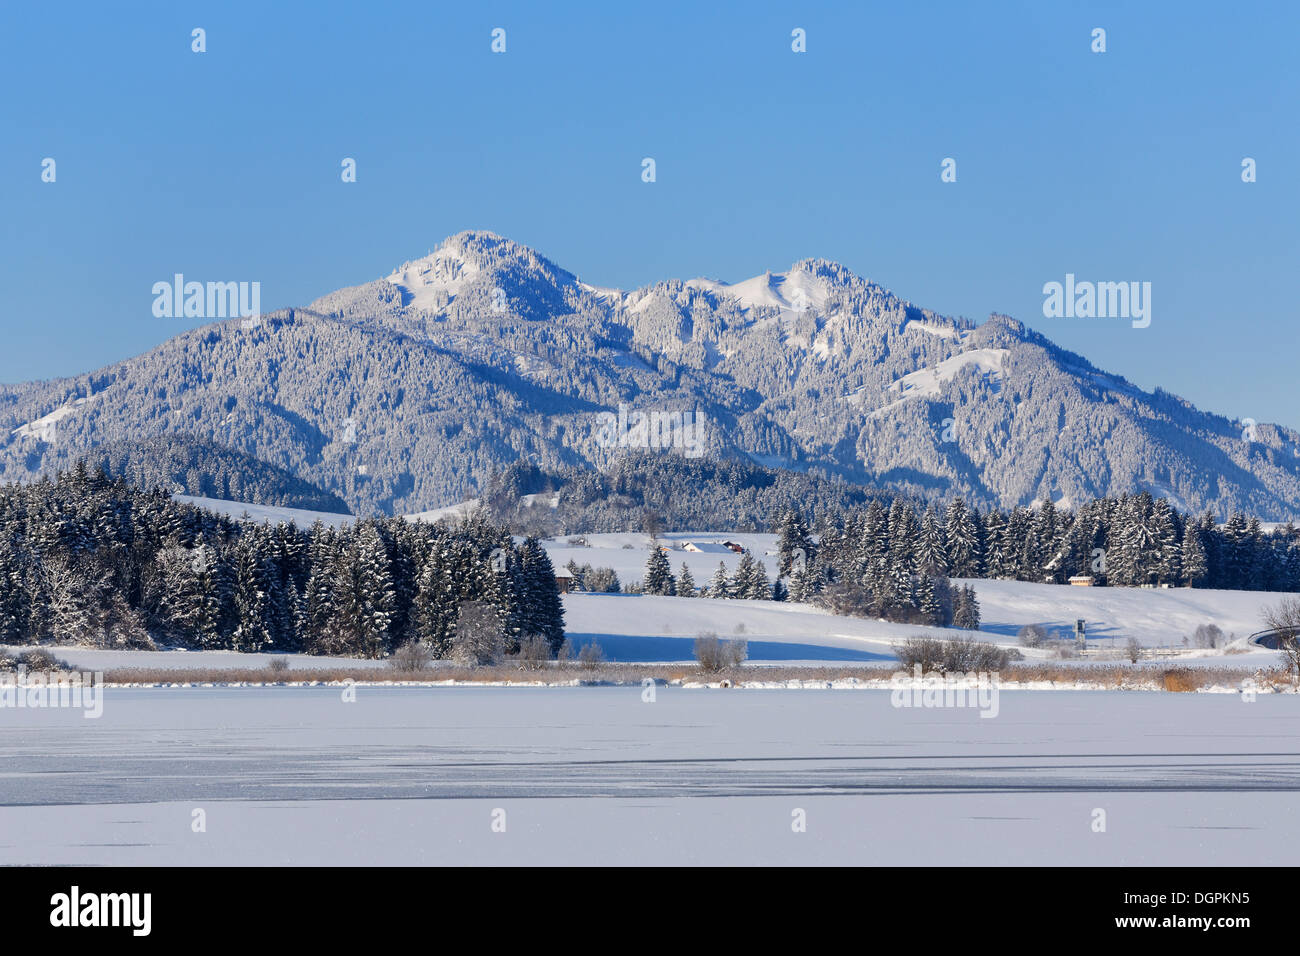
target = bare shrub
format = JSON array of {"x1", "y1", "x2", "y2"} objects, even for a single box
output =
[
  {"x1": 1126, "y1": 637, "x2": 1142, "y2": 664},
  {"x1": 694, "y1": 632, "x2": 748, "y2": 672},
  {"x1": 1191, "y1": 623, "x2": 1225, "y2": 649},
  {"x1": 725, "y1": 639, "x2": 748, "y2": 668},
  {"x1": 577, "y1": 641, "x2": 605, "y2": 668},
  {"x1": 266, "y1": 657, "x2": 290, "y2": 674},
  {"x1": 896, "y1": 636, "x2": 945, "y2": 672},
  {"x1": 17, "y1": 648, "x2": 67, "y2": 672},
  {"x1": 449, "y1": 601, "x2": 506, "y2": 667},
  {"x1": 79, "y1": 660, "x2": 1283, "y2": 692},
  {"x1": 693, "y1": 632, "x2": 725, "y2": 671},
  {"x1": 814, "y1": 580, "x2": 874, "y2": 617},
  {"x1": 389, "y1": 641, "x2": 435, "y2": 672},
  {"x1": 1018, "y1": 624, "x2": 1049, "y2": 648},
  {"x1": 897, "y1": 635, "x2": 1012, "y2": 674},
  {"x1": 512, "y1": 635, "x2": 552, "y2": 671},
  {"x1": 1263, "y1": 597, "x2": 1300, "y2": 677}
]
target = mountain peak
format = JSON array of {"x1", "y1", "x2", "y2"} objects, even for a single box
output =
[
  {"x1": 682, "y1": 258, "x2": 875, "y2": 315},
  {"x1": 6, "y1": 235, "x2": 1300, "y2": 519},
  {"x1": 384, "y1": 231, "x2": 576, "y2": 313}
]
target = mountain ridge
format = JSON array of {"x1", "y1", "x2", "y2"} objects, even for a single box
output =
[{"x1": 2, "y1": 230, "x2": 1297, "y2": 520}]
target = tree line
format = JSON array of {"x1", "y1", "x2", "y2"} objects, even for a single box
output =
[
  {"x1": 637, "y1": 539, "x2": 982, "y2": 630},
  {"x1": 0, "y1": 464, "x2": 564, "y2": 657},
  {"x1": 772, "y1": 491, "x2": 1300, "y2": 596}
]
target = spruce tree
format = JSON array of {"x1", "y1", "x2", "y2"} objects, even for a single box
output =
[
  {"x1": 743, "y1": 553, "x2": 771, "y2": 600},
  {"x1": 708, "y1": 561, "x2": 731, "y2": 599},
  {"x1": 412, "y1": 546, "x2": 457, "y2": 657},
  {"x1": 916, "y1": 573, "x2": 940, "y2": 625},
  {"x1": 230, "y1": 535, "x2": 273, "y2": 653},
  {"x1": 917, "y1": 506, "x2": 948, "y2": 576},
  {"x1": 519, "y1": 535, "x2": 565, "y2": 652},
  {"x1": 776, "y1": 508, "x2": 815, "y2": 578},
  {"x1": 941, "y1": 502, "x2": 977, "y2": 574},
  {"x1": 953, "y1": 585, "x2": 981, "y2": 629},
  {"x1": 677, "y1": 562, "x2": 696, "y2": 597},
  {"x1": 1181, "y1": 523, "x2": 1208, "y2": 588},
  {"x1": 643, "y1": 546, "x2": 674, "y2": 596}
]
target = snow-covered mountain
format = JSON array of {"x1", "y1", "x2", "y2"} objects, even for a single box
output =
[{"x1": 2, "y1": 230, "x2": 1298, "y2": 519}]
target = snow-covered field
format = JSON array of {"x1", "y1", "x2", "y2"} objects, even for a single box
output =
[
  {"x1": 174, "y1": 494, "x2": 356, "y2": 528},
  {"x1": 16, "y1": 580, "x2": 1287, "y2": 674},
  {"x1": 2, "y1": 646, "x2": 392, "y2": 673},
  {"x1": 547, "y1": 532, "x2": 1287, "y2": 666},
  {"x1": 90, "y1": 509, "x2": 1289, "y2": 670},
  {"x1": 2, "y1": 686, "x2": 1296, "y2": 865},
  {"x1": 543, "y1": 531, "x2": 782, "y2": 582},
  {"x1": 560, "y1": 590, "x2": 1281, "y2": 667}
]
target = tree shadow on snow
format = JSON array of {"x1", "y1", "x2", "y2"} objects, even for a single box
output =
[{"x1": 565, "y1": 633, "x2": 894, "y2": 664}]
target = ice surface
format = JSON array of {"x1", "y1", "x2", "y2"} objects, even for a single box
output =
[{"x1": 1, "y1": 687, "x2": 1296, "y2": 865}]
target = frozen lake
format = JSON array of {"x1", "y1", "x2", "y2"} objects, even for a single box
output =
[{"x1": 2, "y1": 687, "x2": 1297, "y2": 865}]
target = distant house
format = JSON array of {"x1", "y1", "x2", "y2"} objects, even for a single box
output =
[
  {"x1": 720, "y1": 541, "x2": 746, "y2": 554},
  {"x1": 554, "y1": 567, "x2": 575, "y2": 593},
  {"x1": 682, "y1": 541, "x2": 733, "y2": 555},
  {"x1": 1068, "y1": 575, "x2": 1095, "y2": 587}
]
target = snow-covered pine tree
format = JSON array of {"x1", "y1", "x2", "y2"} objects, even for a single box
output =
[
  {"x1": 643, "y1": 546, "x2": 674, "y2": 596},
  {"x1": 164, "y1": 541, "x2": 225, "y2": 649},
  {"x1": 776, "y1": 508, "x2": 815, "y2": 579},
  {"x1": 917, "y1": 505, "x2": 948, "y2": 576},
  {"x1": 941, "y1": 502, "x2": 977, "y2": 574},
  {"x1": 1034, "y1": 499, "x2": 1061, "y2": 576},
  {"x1": 677, "y1": 562, "x2": 696, "y2": 597},
  {"x1": 708, "y1": 561, "x2": 731, "y2": 599},
  {"x1": 412, "y1": 544, "x2": 457, "y2": 657},
  {"x1": 1181, "y1": 522, "x2": 1208, "y2": 588},
  {"x1": 1151, "y1": 498, "x2": 1182, "y2": 585},
  {"x1": 519, "y1": 535, "x2": 565, "y2": 652},
  {"x1": 0, "y1": 539, "x2": 28, "y2": 643},
  {"x1": 303, "y1": 531, "x2": 340, "y2": 653},
  {"x1": 861, "y1": 499, "x2": 890, "y2": 569},
  {"x1": 732, "y1": 550, "x2": 757, "y2": 597},
  {"x1": 383, "y1": 519, "x2": 419, "y2": 647},
  {"x1": 742, "y1": 552, "x2": 771, "y2": 600},
  {"x1": 329, "y1": 523, "x2": 396, "y2": 658},
  {"x1": 888, "y1": 500, "x2": 920, "y2": 574},
  {"x1": 982, "y1": 511, "x2": 1008, "y2": 579},
  {"x1": 916, "y1": 573, "x2": 940, "y2": 625},
  {"x1": 953, "y1": 585, "x2": 981, "y2": 629},
  {"x1": 1283, "y1": 538, "x2": 1300, "y2": 592},
  {"x1": 230, "y1": 534, "x2": 274, "y2": 653},
  {"x1": 1242, "y1": 516, "x2": 1265, "y2": 589},
  {"x1": 1018, "y1": 525, "x2": 1044, "y2": 582},
  {"x1": 787, "y1": 556, "x2": 816, "y2": 603}
]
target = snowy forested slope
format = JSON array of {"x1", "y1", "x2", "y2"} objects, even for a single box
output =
[{"x1": 4, "y1": 231, "x2": 1299, "y2": 517}]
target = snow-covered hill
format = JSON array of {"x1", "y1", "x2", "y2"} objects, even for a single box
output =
[
  {"x1": 127, "y1": 497, "x2": 1289, "y2": 668},
  {"x1": 173, "y1": 494, "x2": 356, "y2": 528},
  {"x1": 559, "y1": 589, "x2": 1282, "y2": 667},
  {"x1": 3, "y1": 230, "x2": 1299, "y2": 517},
  {"x1": 543, "y1": 531, "x2": 1287, "y2": 665}
]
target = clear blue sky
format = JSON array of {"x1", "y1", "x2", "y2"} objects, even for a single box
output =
[{"x1": 3, "y1": 0, "x2": 1295, "y2": 426}]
